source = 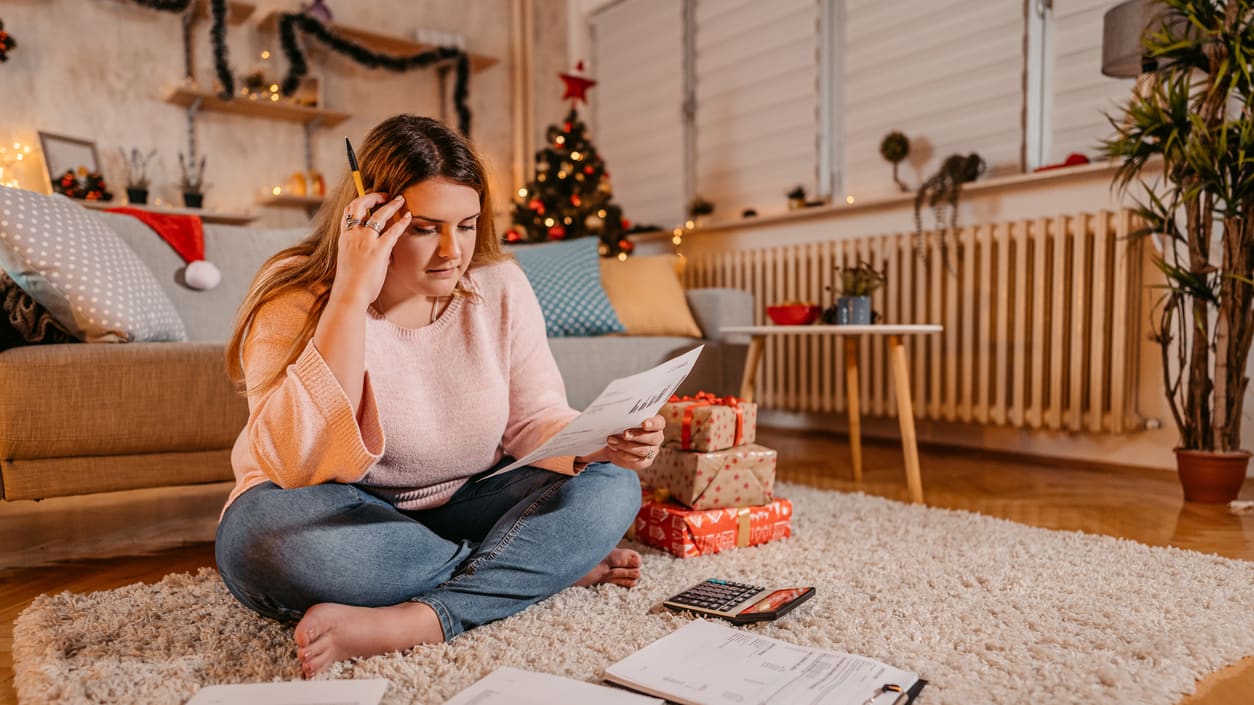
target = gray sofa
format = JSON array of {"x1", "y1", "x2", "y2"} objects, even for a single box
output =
[{"x1": 0, "y1": 210, "x2": 752, "y2": 501}]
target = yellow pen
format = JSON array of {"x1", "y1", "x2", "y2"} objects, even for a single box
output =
[{"x1": 345, "y1": 137, "x2": 365, "y2": 197}]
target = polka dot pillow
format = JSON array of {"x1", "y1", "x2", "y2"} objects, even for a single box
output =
[{"x1": 0, "y1": 186, "x2": 187, "y2": 343}]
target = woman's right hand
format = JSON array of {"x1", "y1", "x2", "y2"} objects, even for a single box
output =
[{"x1": 330, "y1": 192, "x2": 412, "y2": 307}]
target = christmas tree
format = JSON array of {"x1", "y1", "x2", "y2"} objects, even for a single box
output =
[{"x1": 504, "y1": 64, "x2": 633, "y2": 257}]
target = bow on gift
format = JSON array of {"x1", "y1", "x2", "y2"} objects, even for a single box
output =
[{"x1": 667, "y1": 391, "x2": 747, "y2": 450}]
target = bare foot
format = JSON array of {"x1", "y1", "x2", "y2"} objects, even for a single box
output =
[
  {"x1": 575, "y1": 547, "x2": 642, "y2": 588},
  {"x1": 293, "y1": 601, "x2": 444, "y2": 677}
]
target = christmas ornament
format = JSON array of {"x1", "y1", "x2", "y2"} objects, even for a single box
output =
[
  {"x1": 547, "y1": 225, "x2": 566, "y2": 240},
  {"x1": 504, "y1": 228, "x2": 523, "y2": 243},
  {"x1": 0, "y1": 20, "x2": 17, "y2": 63},
  {"x1": 618, "y1": 239, "x2": 634, "y2": 253},
  {"x1": 559, "y1": 60, "x2": 596, "y2": 104}
]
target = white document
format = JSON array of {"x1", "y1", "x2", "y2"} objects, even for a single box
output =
[
  {"x1": 486, "y1": 345, "x2": 704, "y2": 478},
  {"x1": 442, "y1": 667, "x2": 664, "y2": 705},
  {"x1": 604, "y1": 621, "x2": 920, "y2": 705},
  {"x1": 185, "y1": 678, "x2": 390, "y2": 705}
]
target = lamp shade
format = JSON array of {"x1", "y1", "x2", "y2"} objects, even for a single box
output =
[{"x1": 1102, "y1": 0, "x2": 1159, "y2": 78}]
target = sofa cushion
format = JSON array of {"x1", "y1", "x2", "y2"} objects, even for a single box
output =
[
  {"x1": 100, "y1": 213, "x2": 306, "y2": 342},
  {"x1": 508, "y1": 237, "x2": 625, "y2": 337},
  {"x1": 600, "y1": 254, "x2": 702, "y2": 337},
  {"x1": 548, "y1": 336, "x2": 723, "y2": 410},
  {"x1": 0, "y1": 187, "x2": 187, "y2": 342},
  {"x1": 0, "y1": 342, "x2": 246, "y2": 459}
]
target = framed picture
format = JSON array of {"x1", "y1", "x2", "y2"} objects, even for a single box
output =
[{"x1": 37, "y1": 131, "x2": 100, "y2": 188}]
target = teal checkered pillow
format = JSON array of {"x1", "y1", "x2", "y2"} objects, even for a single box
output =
[{"x1": 509, "y1": 238, "x2": 625, "y2": 337}]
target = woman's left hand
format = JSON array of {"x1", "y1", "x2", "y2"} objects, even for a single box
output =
[{"x1": 579, "y1": 415, "x2": 666, "y2": 470}]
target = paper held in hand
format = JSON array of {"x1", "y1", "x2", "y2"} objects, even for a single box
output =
[
  {"x1": 604, "y1": 620, "x2": 924, "y2": 705},
  {"x1": 486, "y1": 345, "x2": 704, "y2": 478}
]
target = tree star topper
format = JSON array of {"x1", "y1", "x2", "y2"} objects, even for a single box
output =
[{"x1": 559, "y1": 61, "x2": 596, "y2": 104}]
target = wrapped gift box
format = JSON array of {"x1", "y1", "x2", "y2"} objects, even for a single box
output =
[
  {"x1": 660, "y1": 392, "x2": 757, "y2": 452},
  {"x1": 638, "y1": 444, "x2": 776, "y2": 510},
  {"x1": 628, "y1": 491, "x2": 793, "y2": 558}
]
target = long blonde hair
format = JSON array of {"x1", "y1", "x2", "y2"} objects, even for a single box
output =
[{"x1": 226, "y1": 115, "x2": 509, "y2": 395}]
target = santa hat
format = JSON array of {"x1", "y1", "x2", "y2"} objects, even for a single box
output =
[{"x1": 106, "y1": 207, "x2": 221, "y2": 290}]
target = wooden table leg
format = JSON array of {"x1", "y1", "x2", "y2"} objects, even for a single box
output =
[
  {"x1": 844, "y1": 337, "x2": 862, "y2": 482},
  {"x1": 888, "y1": 335, "x2": 924, "y2": 504},
  {"x1": 738, "y1": 336, "x2": 764, "y2": 404}
]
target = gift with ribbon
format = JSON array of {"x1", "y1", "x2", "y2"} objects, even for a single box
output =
[
  {"x1": 627, "y1": 490, "x2": 793, "y2": 558},
  {"x1": 637, "y1": 443, "x2": 777, "y2": 510},
  {"x1": 660, "y1": 392, "x2": 758, "y2": 452}
]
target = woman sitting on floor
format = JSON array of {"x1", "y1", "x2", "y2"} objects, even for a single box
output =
[{"x1": 216, "y1": 114, "x2": 662, "y2": 678}]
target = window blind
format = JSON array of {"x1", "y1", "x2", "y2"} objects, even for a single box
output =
[
  {"x1": 694, "y1": 0, "x2": 821, "y2": 217},
  {"x1": 591, "y1": 0, "x2": 686, "y2": 229},
  {"x1": 1045, "y1": 0, "x2": 1135, "y2": 164},
  {"x1": 842, "y1": 0, "x2": 1024, "y2": 199}
]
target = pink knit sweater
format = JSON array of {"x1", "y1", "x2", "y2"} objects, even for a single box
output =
[{"x1": 223, "y1": 260, "x2": 580, "y2": 513}]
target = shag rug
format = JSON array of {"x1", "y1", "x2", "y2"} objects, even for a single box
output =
[{"x1": 14, "y1": 483, "x2": 1254, "y2": 705}]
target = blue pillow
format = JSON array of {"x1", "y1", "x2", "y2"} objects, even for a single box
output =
[{"x1": 509, "y1": 238, "x2": 625, "y2": 337}]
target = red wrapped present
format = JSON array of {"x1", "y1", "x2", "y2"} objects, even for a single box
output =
[
  {"x1": 660, "y1": 392, "x2": 757, "y2": 452},
  {"x1": 637, "y1": 444, "x2": 776, "y2": 510},
  {"x1": 628, "y1": 490, "x2": 793, "y2": 558}
]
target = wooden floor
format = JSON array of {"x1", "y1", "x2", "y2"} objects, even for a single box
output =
[{"x1": 2, "y1": 427, "x2": 1251, "y2": 704}]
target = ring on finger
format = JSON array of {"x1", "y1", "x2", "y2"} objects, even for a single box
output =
[
  {"x1": 345, "y1": 215, "x2": 361, "y2": 228},
  {"x1": 364, "y1": 220, "x2": 383, "y2": 233}
]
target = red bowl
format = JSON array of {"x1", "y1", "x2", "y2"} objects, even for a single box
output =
[{"x1": 766, "y1": 304, "x2": 821, "y2": 325}]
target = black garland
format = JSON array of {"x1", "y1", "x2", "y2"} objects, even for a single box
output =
[
  {"x1": 207, "y1": 0, "x2": 233, "y2": 97},
  {"x1": 127, "y1": 0, "x2": 233, "y2": 98},
  {"x1": 276, "y1": 13, "x2": 472, "y2": 135}
]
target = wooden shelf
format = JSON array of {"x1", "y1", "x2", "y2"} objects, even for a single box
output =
[
  {"x1": 257, "y1": 11, "x2": 498, "y2": 72},
  {"x1": 193, "y1": 0, "x2": 256, "y2": 25},
  {"x1": 260, "y1": 194, "x2": 325, "y2": 209},
  {"x1": 79, "y1": 200, "x2": 259, "y2": 226},
  {"x1": 165, "y1": 85, "x2": 351, "y2": 127}
]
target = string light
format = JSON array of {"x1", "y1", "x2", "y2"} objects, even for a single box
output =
[
  {"x1": 571, "y1": 151, "x2": 582, "y2": 161},
  {"x1": 846, "y1": 195, "x2": 855, "y2": 204},
  {"x1": 0, "y1": 141, "x2": 33, "y2": 188},
  {"x1": 544, "y1": 217, "x2": 555, "y2": 227},
  {"x1": 685, "y1": 219, "x2": 695, "y2": 229},
  {"x1": 555, "y1": 135, "x2": 566, "y2": 145},
  {"x1": 517, "y1": 187, "x2": 527, "y2": 198},
  {"x1": 617, "y1": 252, "x2": 628, "y2": 261},
  {"x1": 260, "y1": 50, "x2": 271, "y2": 60},
  {"x1": 272, "y1": 186, "x2": 282, "y2": 195}
]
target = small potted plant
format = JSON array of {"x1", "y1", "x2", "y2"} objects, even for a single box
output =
[
  {"x1": 823, "y1": 260, "x2": 887, "y2": 325},
  {"x1": 178, "y1": 151, "x2": 207, "y2": 209},
  {"x1": 786, "y1": 185, "x2": 807, "y2": 210},
  {"x1": 687, "y1": 195, "x2": 714, "y2": 226},
  {"x1": 123, "y1": 147, "x2": 156, "y2": 205}
]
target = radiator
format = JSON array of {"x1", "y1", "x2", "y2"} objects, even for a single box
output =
[{"x1": 681, "y1": 210, "x2": 1144, "y2": 433}]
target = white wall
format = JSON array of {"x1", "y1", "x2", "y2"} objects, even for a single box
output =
[{"x1": 0, "y1": 0, "x2": 568, "y2": 228}]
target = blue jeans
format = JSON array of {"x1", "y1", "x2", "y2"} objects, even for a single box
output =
[{"x1": 215, "y1": 461, "x2": 641, "y2": 640}]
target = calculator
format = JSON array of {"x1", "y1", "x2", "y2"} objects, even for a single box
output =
[{"x1": 663, "y1": 579, "x2": 815, "y2": 624}]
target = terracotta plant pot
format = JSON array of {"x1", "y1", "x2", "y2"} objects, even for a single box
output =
[{"x1": 1174, "y1": 449, "x2": 1249, "y2": 504}]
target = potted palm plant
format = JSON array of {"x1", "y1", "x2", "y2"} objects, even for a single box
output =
[{"x1": 1103, "y1": 0, "x2": 1253, "y2": 503}]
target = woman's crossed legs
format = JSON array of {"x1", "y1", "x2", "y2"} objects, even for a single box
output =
[{"x1": 215, "y1": 462, "x2": 642, "y2": 676}]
